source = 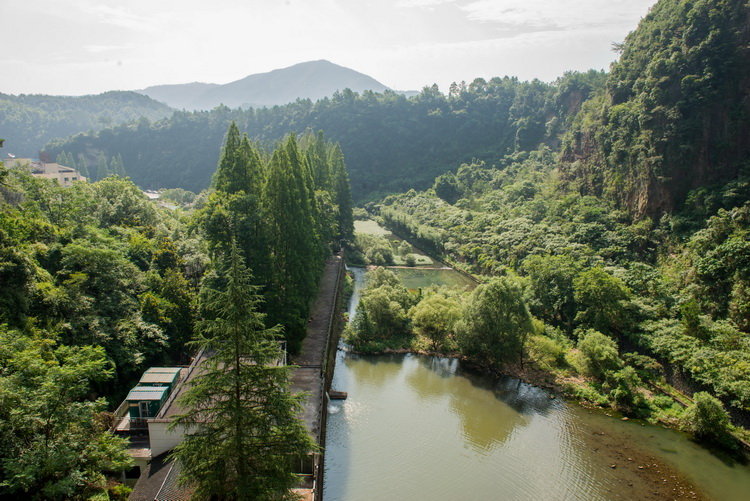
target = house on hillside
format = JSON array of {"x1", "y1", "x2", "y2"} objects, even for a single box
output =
[{"x1": 4, "y1": 157, "x2": 86, "y2": 186}]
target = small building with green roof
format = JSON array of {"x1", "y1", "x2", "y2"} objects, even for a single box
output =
[
  {"x1": 126, "y1": 386, "x2": 171, "y2": 420},
  {"x1": 138, "y1": 367, "x2": 181, "y2": 392}
]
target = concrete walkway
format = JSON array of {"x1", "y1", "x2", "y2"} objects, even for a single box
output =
[{"x1": 290, "y1": 253, "x2": 344, "y2": 439}]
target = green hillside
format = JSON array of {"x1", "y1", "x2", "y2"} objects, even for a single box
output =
[{"x1": 0, "y1": 91, "x2": 173, "y2": 157}]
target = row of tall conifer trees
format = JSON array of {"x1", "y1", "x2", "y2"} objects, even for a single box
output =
[{"x1": 197, "y1": 123, "x2": 353, "y2": 351}]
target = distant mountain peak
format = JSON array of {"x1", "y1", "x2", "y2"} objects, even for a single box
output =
[{"x1": 138, "y1": 60, "x2": 389, "y2": 110}]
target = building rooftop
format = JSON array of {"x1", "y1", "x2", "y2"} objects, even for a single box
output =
[
  {"x1": 145, "y1": 367, "x2": 183, "y2": 375},
  {"x1": 139, "y1": 367, "x2": 182, "y2": 385},
  {"x1": 156, "y1": 351, "x2": 209, "y2": 419},
  {"x1": 126, "y1": 386, "x2": 170, "y2": 401},
  {"x1": 129, "y1": 452, "x2": 194, "y2": 501}
]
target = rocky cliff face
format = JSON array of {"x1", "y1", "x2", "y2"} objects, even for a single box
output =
[{"x1": 561, "y1": 0, "x2": 750, "y2": 219}]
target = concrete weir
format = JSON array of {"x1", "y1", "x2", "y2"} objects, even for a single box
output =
[{"x1": 290, "y1": 252, "x2": 346, "y2": 500}]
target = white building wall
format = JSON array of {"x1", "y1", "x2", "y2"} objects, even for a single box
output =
[{"x1": 148, "y1": 421, "x2": 185, "y2": 457}]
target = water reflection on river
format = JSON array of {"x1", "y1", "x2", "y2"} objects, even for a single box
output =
[
  {"x1": 324, "y1": 350, "x2": 750, "y2": 501},
  {"x1": 324, "y1": 264, "x2": 750, "y2": 500},
  {"x1": 325, "y1": 352, "x2": 594, "y2": 500}
]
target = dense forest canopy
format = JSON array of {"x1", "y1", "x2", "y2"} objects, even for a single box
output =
[
  {"x1": 0, "y1": 91, "x2": 173, "y2": 157},
  {"x1": 1, "y1": 0, "x2": 750, "y2": 494},
  {"x1": 42, "y1": 71, "x2": 606, "y2": 202}
]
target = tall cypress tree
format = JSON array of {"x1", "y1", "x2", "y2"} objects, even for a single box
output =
[
  {"x1": 263, "y1": 137, "x2": 321, "y2": 350},
  {"x1": 212, "y1": 122, "x2": 248, "y2": 194},
  {"x1": 171, "y1": 242, "x2": 312, "y2": 500},
  {"x1": 329, "y1": 144, "x2": 354, "y2": 242},
  {"x1": 304, "y1": 130, "x2": 332, "y2": 191},
  {"x1": 204, "y1": 123, "x2": 269, "y2": 284}
]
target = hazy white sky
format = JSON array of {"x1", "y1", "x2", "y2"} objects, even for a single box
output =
[{"x1": 0, "y1": 0, "x2": 657, "y2": 96}]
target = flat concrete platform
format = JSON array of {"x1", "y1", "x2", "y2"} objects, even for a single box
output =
[
  {"x1": 291, "y1": 367, "x2": 323, "y2": 438},
  {"x1": 292, "y1": 255, "x2": 343, "y2": 369},
  {"x1": 290, "y1": 254, "x2": 343, "y2": 443}
]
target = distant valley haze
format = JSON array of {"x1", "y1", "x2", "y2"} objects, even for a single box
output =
[{"x1": 0, "y1": 0, "x2": 658, "y2": 97}]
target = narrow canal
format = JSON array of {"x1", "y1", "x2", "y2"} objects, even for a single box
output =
[{"x1": 323, "y1": 222, "x2": 750, "y2": 501}]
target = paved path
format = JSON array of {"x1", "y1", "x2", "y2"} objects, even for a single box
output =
[
  {"x1": 290, "y1": 254, "x2": 343, "y2": 439},
  {"x1": 292, "y1": 254, "x2": 343, "y2": 368}
]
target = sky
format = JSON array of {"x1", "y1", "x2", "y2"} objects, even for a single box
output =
[{"x1": 0, "y1": 0, "x2": 657, "y2": 96}]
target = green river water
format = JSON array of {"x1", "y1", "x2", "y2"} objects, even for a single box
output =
[{"x1": 323, "y1": 223, "x2": 750, "y2": 500}]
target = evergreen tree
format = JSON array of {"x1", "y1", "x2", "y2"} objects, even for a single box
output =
[
  {"x1": 95, "y1": 152, "x2": 109, "y2": 181},
  {"x1": 304, "y1": 130, "x2": 332, "y2": 191},
  {"x1": 206, "y1": 123, "x2": 269, "y2": 284},
  {"x1": 109, "y1": 153, "x2": 126, "y2": 177},
  {"x1": 171, "y1": 242, "x2": 313, "y2": 500},
  {"x1": 263, "y1": 138, "x2": 320, "y2": 350},
  {"x1": 213, "y1": 122, "x2": 260, "y2": 195},
  {"x1": 329, "y1": 144, "x2": 354, "y2": 242},
  {"x1": 76, "y1": 153, "x2": 89, "y2": 178}
]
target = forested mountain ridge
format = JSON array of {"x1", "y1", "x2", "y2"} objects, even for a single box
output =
[
  {"x1": 44, "y1": 71, "x2": 606, "y2": 201},
  {"x1": 139, "y1": 60, "x2": 390, "y2": 110},
  {"x1": 0, "y1": 91, "x2": 173, "y2": 157},
  {"x1": 561, "y1": 0, "x2": 750, "y2": 218}
]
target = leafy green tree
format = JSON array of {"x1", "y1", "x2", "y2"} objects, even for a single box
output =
[
  {"x1": 729, "y1": 278, "x2": 750, "y2": 332},
  {"x1": 433, "y1": 172, "x2": 461, "y2": 204},
  {"x1": 349, "y1": 268, "x2": 415, "y2": 346},
  {"x1": 152, "y1": 236, "x2": 182, "y2": 273},
  {"x1": 409, "y1": 293, "x2": 461, "y2": 350},
  {"x1": 576, "y1": 329, "x2": 622, "y2": 381},
  {"x1": 457, "y1": 277, "x2": 533, "y2": 366},
  {"x1": 522, "y1": 254, "x2": 583, "y2": 332},
  {"x1": 397, "y1": 241, "x2": 411, "y2": 257},
  {"x1": 91, "y1": 177, "x2": 158, "y2": 228},
  {"x1": 352, "y1": 287, "x2": 410, "y2": 343},
  {"x1": 171, "y1": 243, "x2": 313, "y2": 500},
  {"x1": 354, "y1": 233, "x2": 394, "y2": 265},
  {"x1": 605, "y1": 366, "x2": 645, "y2": 415},
  {"x1": 159, "y1": 268, "x2": 196, "y2": 358},
  {"x1": 0, "y1": 328, "x2": 131, "y2": 499},
  {"x1": 573, "y1": 267, "x2": 631, "y2": 337},
  {"x1": 682, "y1": 392, "x2": 735, "y2": 449}
]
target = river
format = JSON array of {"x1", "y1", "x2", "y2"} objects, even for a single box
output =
[{"x1": 323, "y1": 224, "x2": 750, "y2": 500}]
